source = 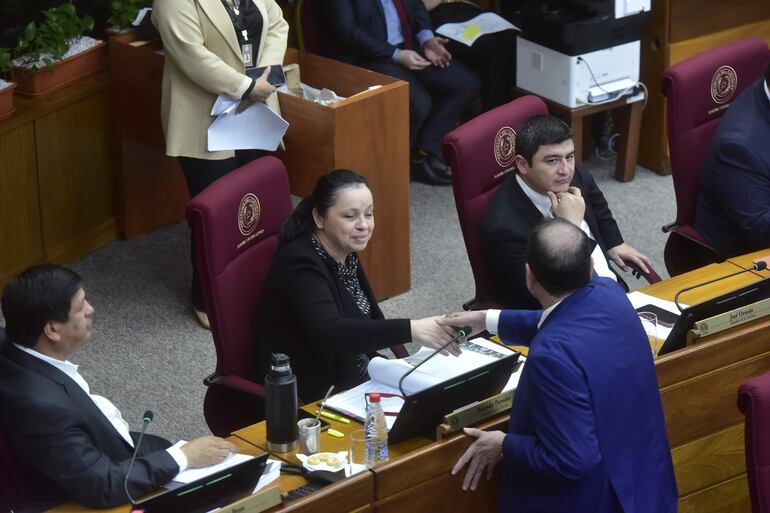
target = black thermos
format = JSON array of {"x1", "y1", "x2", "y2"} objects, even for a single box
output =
[{"x1": 265, "y1": 353, "x2": 298, "y2": 452}]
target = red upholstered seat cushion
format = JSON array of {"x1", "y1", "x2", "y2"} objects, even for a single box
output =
[{"x1": 187, "y1": 156, "x2": 293, "y2": 434}]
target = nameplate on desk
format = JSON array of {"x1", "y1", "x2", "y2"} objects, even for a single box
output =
[
  {"x1": 438, "y1": 390, "x2": 514, "y2": 437},
  {"x1": 218, "y1": 485, "x2": 281, "y2": 513},
  {"x1": 690, "y1": 298, "x2": 770, "y2": 339}
]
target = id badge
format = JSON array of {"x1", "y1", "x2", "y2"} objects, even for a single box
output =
[{"x1": 241, "y1": 43, "x2": 254, "y2": 67}]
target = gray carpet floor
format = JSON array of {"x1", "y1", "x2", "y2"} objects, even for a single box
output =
[{"x1": 2, "y1": 156, "x2": 675, "y2": 443}]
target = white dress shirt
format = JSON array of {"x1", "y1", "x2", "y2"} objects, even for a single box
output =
[
  {"x1": 486, "y1": 300, "x2": 563, "y2": 335},
  {"x1": 14, "y1": 344, "x2": 187, "y2": 471},
  {"x1": 515, "y1": 174, "x2": 616, "y2": 281}
]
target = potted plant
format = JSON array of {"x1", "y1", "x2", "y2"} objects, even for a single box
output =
[
  {"x1": 107, "y1": 0, "x2": 152, "y2": 38},
  {"x1": 11, "y1": 3, "x2": 108, "y2": 97},
  {"x1": 0, "y1": 47, "x2": 15, "y2": 121}
]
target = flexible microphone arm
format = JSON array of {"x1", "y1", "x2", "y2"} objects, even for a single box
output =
[
  {"x1": 673, "y1": 260, "x2": 767, "y2": 312},
  {"x1": 124, "y1": 410, "x2": 154, "y2": 507},
  {"x1": 398, "y1": 326, "x2": 471, "y2": 398}
]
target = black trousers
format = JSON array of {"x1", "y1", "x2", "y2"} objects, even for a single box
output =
[
  {"x1": 430, "y1": 3, "x2": 517, "y2": 112},
  {"x1": 364, "y1": 58, "x2": 478, "y2": 158},
  {"x1": 178, "y1": 150, "x2": 269, "y2": 311}
]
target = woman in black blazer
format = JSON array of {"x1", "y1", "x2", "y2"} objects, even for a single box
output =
[{"x1": 259, "y1": 170, "x2": 459, "y2": 403}]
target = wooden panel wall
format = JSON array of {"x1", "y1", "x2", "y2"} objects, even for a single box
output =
[
  {"x1": 35, "y1": 91, "x2": 118, "y2": 262},
  {"x1": 0, "y1": 124, "x2": 43, "y2": 284}
]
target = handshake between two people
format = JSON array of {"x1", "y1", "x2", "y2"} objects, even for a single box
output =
[{"x1": 409, "y1": 311, "x2": 489, "y2": 357}]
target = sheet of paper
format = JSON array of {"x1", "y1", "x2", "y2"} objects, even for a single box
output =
[
  {"x1": 254, "y1": 459, "x2": 281, "y2": 493},
  {"x1": 436, "y1": 12, "x2": 519, "y2": 47},
  {"x1": 173, "y1": 450, "x2": 255, "y2": 484},
  {"x1": 325, "y1": 380, "x2": 404, "y2": 430},
  {"x1": 207, "y1": 101, "x2": 288, "y2": 151},
  {"x1": 502, "y1": 356, "x2": 526, "y2": 392}
]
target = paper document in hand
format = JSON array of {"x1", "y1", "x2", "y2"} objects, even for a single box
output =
[
  {"x1": 324, "y1": 338, "x2": 515, "y2": 430},
  {"x1": 207, "y1": 100, "x2": 288, "y2": 152},
  {"x1": 436, "y1": 12, "x2": 519, "y2": 47}
]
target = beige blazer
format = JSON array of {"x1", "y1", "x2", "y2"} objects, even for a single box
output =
[{"x1": 152, "y1": 0, "x2": 288, "y2": 159}]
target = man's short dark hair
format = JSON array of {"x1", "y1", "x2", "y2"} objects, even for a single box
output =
[
  {"x1": 526, "y1": 218, "x2": 593, "y2": 296},
  {"x1": 516, "y1": 115, "x2": 573, "y2": 166},
  {"x1": 1, "y1": 265, "x2": 82, "y2": 347}
]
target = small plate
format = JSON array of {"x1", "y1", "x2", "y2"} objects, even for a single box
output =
[{"x1": 296, "y1": 451, "x2": 347, "y2": 473}]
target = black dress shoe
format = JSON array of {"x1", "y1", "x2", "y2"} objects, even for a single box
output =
[
  {"x1": 425, "y1": 152, "x2": 450, "y2": 174},
  {"x1": 411, "y1": 159, "x2": 453, "y2": 185}
]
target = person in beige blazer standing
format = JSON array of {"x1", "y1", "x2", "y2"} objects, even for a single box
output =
[{"x1": 152, "y1": 0, "x2": 288, "y2": 327}]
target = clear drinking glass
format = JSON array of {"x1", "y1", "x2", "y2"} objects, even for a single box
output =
[{"x1": 349, "y1": 429, "x2": 368, "y2": 475}]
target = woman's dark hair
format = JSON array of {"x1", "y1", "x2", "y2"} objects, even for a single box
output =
[
  {"x1": 279, "y1": 169, "x2": 370, "y2": 246},
  {"x1": 1, "y1": 264, "x2": 83, "y2": 347}
]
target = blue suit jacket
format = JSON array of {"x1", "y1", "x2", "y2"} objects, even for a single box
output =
[
  {"x1": 695, "y1": 78, "x2": 770, "y2": 257},
  {"x1": 327, "y1": 0, "x2": 433, "y2": 65},
  {"x1": 496, "y1": 278, "x2": 677, "y2": 513}
]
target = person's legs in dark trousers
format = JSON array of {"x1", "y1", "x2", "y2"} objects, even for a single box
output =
[
  {"x1": 409, "y1": 60, "x2": 479, "y2": 157},
  {"x1": 178, "y1": 156, "x2": 238, "y2": 314},
  {"x1": 364, "y1": 60, "x2": 431, "y2": 156},
  {"x1": 445, "y1": 30, "x2": 517, "y2": 111}
]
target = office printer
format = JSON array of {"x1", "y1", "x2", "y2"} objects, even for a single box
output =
[{"x1": 516, "y1": 0, "x2": 651, "y2": 107}]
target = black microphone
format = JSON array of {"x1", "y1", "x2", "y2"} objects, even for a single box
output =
[
  {"x1": 124, "y1": 410, "x2": 154, "y2": 507},
  {"x1": 673, "y1": 259, "x2": 768, "y2": 312},
  {"x1": 398, "y1": 326, "x2": 471, "y2": 397}
]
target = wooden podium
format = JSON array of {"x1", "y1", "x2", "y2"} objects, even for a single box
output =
[{"x1": 109, "y1": 42, "x2": 410, "y2": 300}]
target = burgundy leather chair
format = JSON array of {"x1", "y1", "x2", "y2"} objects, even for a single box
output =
[
  {"x1": 443, "y1": 95, "x2": 548, "y2": 309},
  {"x1": 661, "y1": 37, "x2": 770, "y2": 276},
  {"x1": 187, "y1": 157, "x2": 293, "y2": 436},
  {"x1": 738, "y1": 371, "x2": 770, "y2": 513}
]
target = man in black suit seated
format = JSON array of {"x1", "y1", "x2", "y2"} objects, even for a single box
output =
[
  {"x1": 481, "y1": 115, "x2": 651, "y2": 309},
  {"x1": 0, "y1": 265, "x2": 235, "y2": 510},
  {"x1": 327, "y1": 0, "x2": 479, "y2": 186}
]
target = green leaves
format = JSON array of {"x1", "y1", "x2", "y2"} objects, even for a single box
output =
[
  {"x1": 13, "y1": 3, "x2": 96, "y2": 72},
  {"x1": 0, "y1": 48, "x2": 12, "y2": 80},
  {"x1": 107, "y1": 0, "x2": 152, "y2": 30}
]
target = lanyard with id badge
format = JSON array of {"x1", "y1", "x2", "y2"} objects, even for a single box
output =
[{"x1": 221, "y1": 0, "x2": 255, "y2": 68}]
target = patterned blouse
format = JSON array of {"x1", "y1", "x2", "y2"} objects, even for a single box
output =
[{"x1": 310, "y1": 235, "x2": 372, "y2": 379}]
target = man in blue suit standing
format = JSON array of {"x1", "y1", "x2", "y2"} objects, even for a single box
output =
[
  {"x1": 695, "y1": 61, "x2": 770, "y2": 257},
  {"x1": 442, "y1": 218, "x2": 677, "y2": 513}
]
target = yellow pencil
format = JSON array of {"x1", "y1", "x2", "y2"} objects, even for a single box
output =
[{"x1": 317, "y1": 410, "x2": 351, "y2": 424}]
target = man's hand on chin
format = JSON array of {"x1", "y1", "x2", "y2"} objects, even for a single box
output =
[
  {"x1": 549, "y1": 186, "x2": 585, "y2": 226},
  {"x1": 451, "y1": 428, "x2": 505, "y2": 491}
]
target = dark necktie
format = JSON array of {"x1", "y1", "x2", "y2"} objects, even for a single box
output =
[{"x1": 391, "y1": 0, "x2": 414, "y2": 50}]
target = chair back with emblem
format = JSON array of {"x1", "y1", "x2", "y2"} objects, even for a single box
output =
[
  {"x1": 661, "y1": 36, "x2": 770, "y2": 275},
  {"x1": 443, "y1": 95, "x2": 548, "y2": 309},
  {"x1": 738, "y1": 370, "x2": 770, "y2": 513},
  {"x1": 187, "y1": 157, "x2": 293, "y2": 436}
]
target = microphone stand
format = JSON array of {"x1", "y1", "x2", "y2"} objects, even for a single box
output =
[
  {"x1": 397, "y1": 326, "x2": 471, "y2": 397},
  {"x1": 124, "y1": 410, "x2": 154, "y2": 507},
  {"x1": 673, "y1": 261, "x2": 767, "y2": 312}
]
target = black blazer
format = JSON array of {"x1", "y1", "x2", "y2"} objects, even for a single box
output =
[
  {"x1": 481, "y1": 166, "x2": 626, "y2": 309},
  {"x1": 326, "y1": 0, "x2": 434, "y2": 65},
  {"x1": 0, "y1": 339, "x2": 178, "y2": 510},
  {"x1": 259, "y1": 234, "x2": 411, "y2": 403}
]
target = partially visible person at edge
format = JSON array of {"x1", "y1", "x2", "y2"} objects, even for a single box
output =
[
  {"x1": 152, "y1": 0, "x2": 288, "y2": 328},
  {"x1": 259, "y1": 169, "x2": 461, "y2": 403},
  {"x1": 443, "y1": 218, "x2": 677, "y2": 513}
]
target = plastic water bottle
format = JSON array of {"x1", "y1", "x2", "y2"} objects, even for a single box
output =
[
  {"x1": 265, "y1": 353, "x2": 298, "y2": 452},
  {"x1": 364, "y1": 393, "x2": 388, "y2": 467}
]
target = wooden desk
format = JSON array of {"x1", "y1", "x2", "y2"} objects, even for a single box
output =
[
  {"x1": 727, "y1": 248, "x2": 770, "y2": 278},
  {"x1": 513, "y1": 86, "x2": 644, "y2": 182}
]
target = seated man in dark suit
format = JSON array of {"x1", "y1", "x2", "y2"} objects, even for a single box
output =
[
  {"x1": 0, "y1": 265, "x2": 235, "y2": 510},
  {"x1": 695, "y1": 61, "x2": 770, "y2": 257},
  {"x1": 327, "y1": 0, "x2": 479, "y2": 186},
  {"x1": 481, "y1": 115, "x2": 651, "y2": 309}
]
